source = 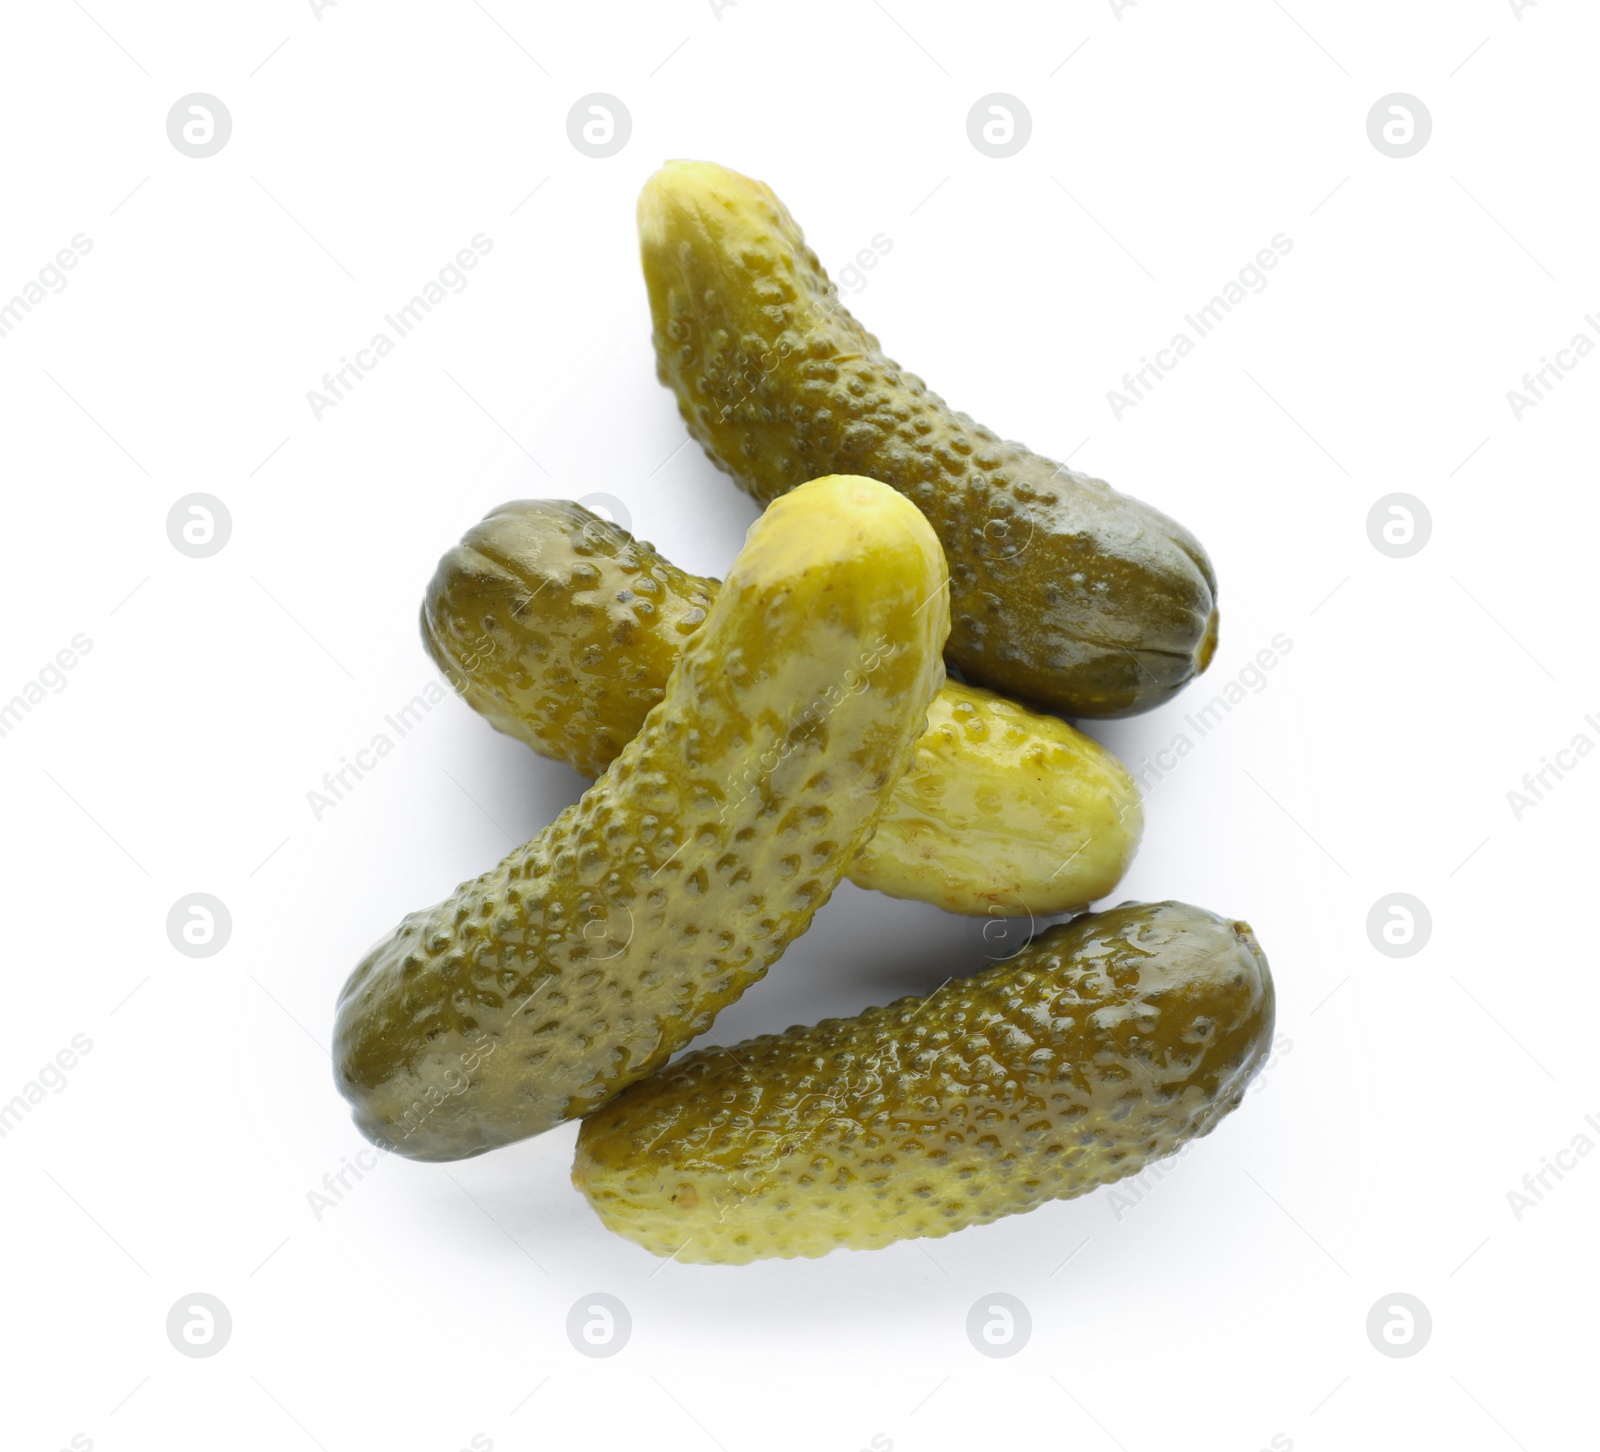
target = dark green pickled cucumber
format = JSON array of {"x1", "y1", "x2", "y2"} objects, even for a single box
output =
[
  {"x1": 573, "y1": 900, "x2": 1273, "y2": 1262},
  {"x1": 334, "y1": 476, "x2": 949, "y2": 1160},
  {"x1": 423, "y1": 501, "x2": 717, "y2": 781},
  {"x1": 639, "y1": 160, "x2": 1219, "y2": 718}
]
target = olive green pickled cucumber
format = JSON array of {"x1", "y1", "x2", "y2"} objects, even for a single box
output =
[
  {"x1": 639, "y1": 160, "x2": 1220, "y2": 718},
  {"x1": 572, "y1": 900, "x2": 1273, "y2": 1263},
  {"x1": 423, "y1": 500, "x2": 1142, "y2": 916},
  {"x1": 334, "y1": 476, "x2": 949, "y2": 1160}
]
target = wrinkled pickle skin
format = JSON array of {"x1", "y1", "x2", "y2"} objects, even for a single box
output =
[
  {"x1": 423, "y1": 500, "x2": 1143, "y2": 916},
  {"x1": 572, "y1": 901, "x2": 1274, "y2": 1263},
  {"x1": 334, "y1": 476, "x2": 949, "y2": 1161},
  {"x1": 638, "y1": 160, "x2": 1220, "y2": 719}
]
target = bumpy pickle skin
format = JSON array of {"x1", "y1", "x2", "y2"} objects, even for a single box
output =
[
  {"x1": 423, "y1": 500, "x2": 1141, "y2": 916},
  {"x1": 572, "y1": 901, "x2": 1273, "y2": 1263},
  {"x1": 334, "y1": 476, "x2": 949, "y2": 1161},
  {"x1": 638, "y1": 160, "x2": 1220, "y2": 719}
]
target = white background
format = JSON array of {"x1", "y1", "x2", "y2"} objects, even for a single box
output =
[{"x1": 2, "y1": 2, "x2": 1595, "y2": 1449}]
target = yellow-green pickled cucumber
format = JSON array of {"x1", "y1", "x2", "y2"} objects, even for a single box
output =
[
  {"x1": 422, "y1": 500, "x2": 1142, "y2": 916},
  {"x1": 639, "y1": 160, "x2": 1220, "y2": 719},
  {"x1": 572, "y1": 900, "x2": 1273, "y2": 1262},
  {"x1": 334, "y1": 476, "x2": 949, "y2": 1161}
]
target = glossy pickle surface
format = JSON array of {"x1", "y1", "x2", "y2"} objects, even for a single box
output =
[
  {"x1": 334, "y1": 476, "x2": 949, "y2": 1160},
  {"x1": 639, "y1": 159, "x2": 1220, "y2": 718},
  {"x1": 423, "y1": 499, "x2": 1143, "y2": 916},
  {"x1": 573, "y1": 900, "x2": 1274, "y2": 1263}
]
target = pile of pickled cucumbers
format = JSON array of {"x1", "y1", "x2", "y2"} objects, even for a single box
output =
[{"x1": 333, "y1": 160, "x2": 1275, "y2": 1265}]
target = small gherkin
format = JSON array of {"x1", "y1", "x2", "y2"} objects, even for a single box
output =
[
  {"x1": 573, "y1": 900, "x2": 1274, "y2": 1262},
  {"x1": 639, "y1": 159, "x2": 1220, "y2": 719},
  {"x1": 334, "y1": 476, "x2": 949, "y2": 1160}
]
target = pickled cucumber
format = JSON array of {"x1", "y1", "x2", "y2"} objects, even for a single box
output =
[
  {"x1": 334, "y1": 476, "x2": 949, "y2": 1160},
  {"x1": 639, "y1": 160, "x2": 1219, "y2": 718},
  {"x1": 572, "y1": 900, "x2": 1273, "y2": 1262},
  {"x1": 423, "y1": 500, "x2": 1142, "y2": 916}
]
